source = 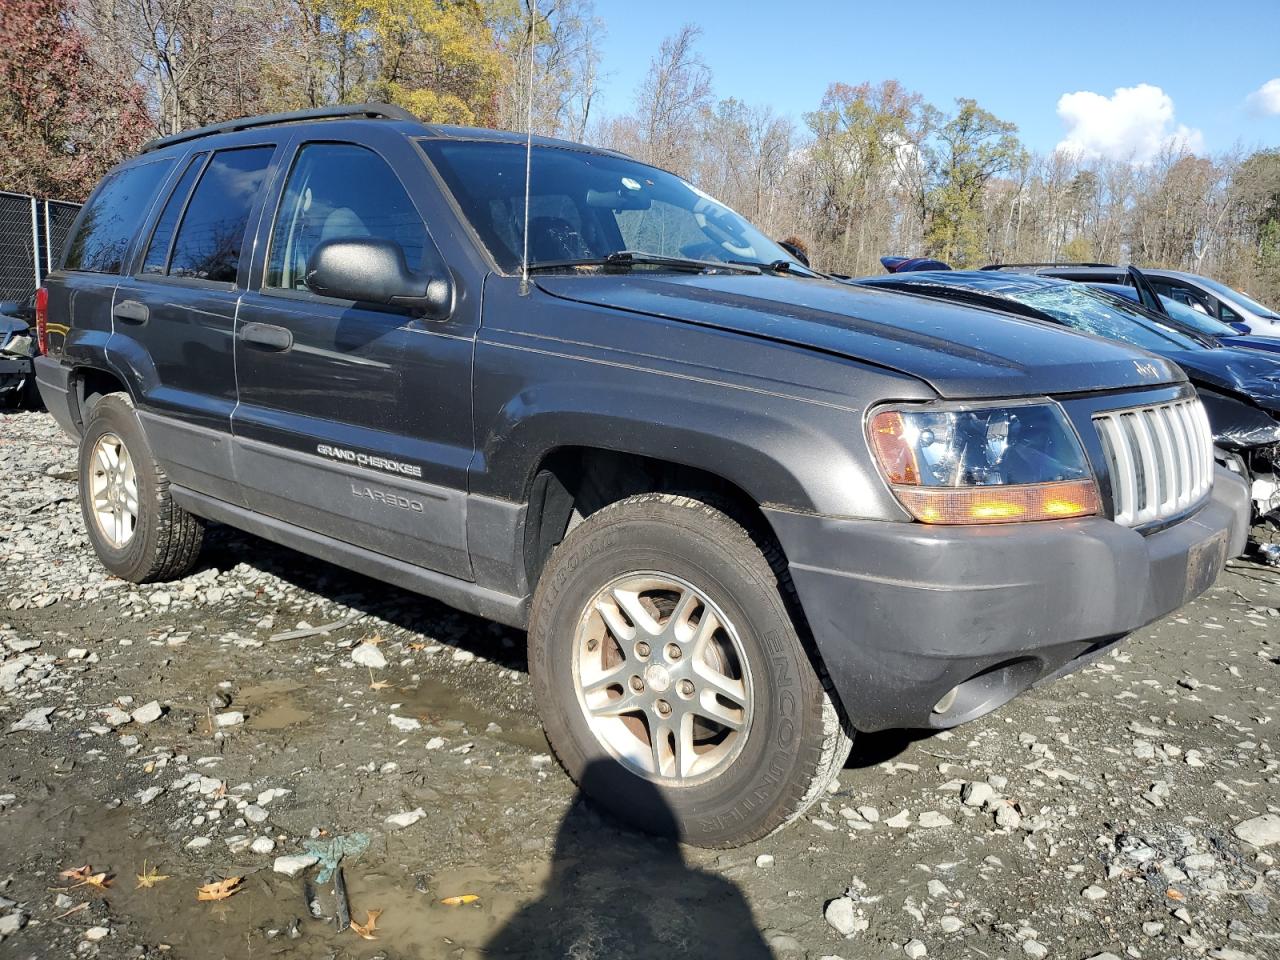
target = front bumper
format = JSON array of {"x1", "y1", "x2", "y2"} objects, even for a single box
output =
[{"x1": 765, "y1": 467, "x2": 1250, "y2": 732}]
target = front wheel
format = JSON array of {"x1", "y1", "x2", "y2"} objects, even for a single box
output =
[{"x1": 528, "y1": 493, "x2": 852, "y2": 847}]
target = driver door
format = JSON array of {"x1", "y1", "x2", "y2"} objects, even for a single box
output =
[{"x1": 232, "y1": 133, "x2": 475, "y2": 578}]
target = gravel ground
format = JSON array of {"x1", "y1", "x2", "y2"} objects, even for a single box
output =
[{"x1": 1, "y1": 407, "x2": 1278, "y2": 960}]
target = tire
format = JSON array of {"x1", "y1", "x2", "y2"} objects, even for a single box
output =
[
  {"x1": 528, "y1": 493, "x2": 852, "y2": 847},
  {"x1": 78, "y1": 392, "x2": 204, "y2": 583}
]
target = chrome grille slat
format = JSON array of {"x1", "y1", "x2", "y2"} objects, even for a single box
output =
[{"x1": 1093, "y1": 396, "x2": 1213, "y2": 526}]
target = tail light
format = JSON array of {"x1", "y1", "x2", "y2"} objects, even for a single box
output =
[{"x1": 34, "y1": 286, "x2": 48, "y2": 354}]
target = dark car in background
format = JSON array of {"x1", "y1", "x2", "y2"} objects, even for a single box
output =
[
  {"x1": 855, "y1": 270, "x2": 1280, "y2": 520},
  {"x1": 0, "y1": 295, "x2": 40, "y2": 408},
  {"x1": 1091, "y1": 282, "x2": 1280, "y2": 358},
  {"x1": 985, "y1": 263, "x2": 1280, "y2": 338}
]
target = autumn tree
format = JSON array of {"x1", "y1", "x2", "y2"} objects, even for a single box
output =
[{"x1": 0, "y1": 0, "x2": 151, "y2": 199}]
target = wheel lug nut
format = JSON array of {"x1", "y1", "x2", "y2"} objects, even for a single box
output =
[
  {"x1": 678, "y1": 679, "x2": 695, "y2": 697},
  {"x1": 665, "y1": 643, "x2": 681, "y2": 661},
  {"x1": 635, "y1": 641, "x2": 651, "y2": 658},
  {"x1": 655, "y1": 699, "x2": 671, "y2": 717},
  {"x1": 630, "y1": 676, "x2": 645, "y2": 693}
]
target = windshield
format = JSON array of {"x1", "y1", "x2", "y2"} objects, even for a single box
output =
[
  {"x1": 1190, "y1": 275, "x2": 1279, "y2": 318},
  {"x1": 1157, "y1": 293, "x2": 1237, "y2": 336},
  {"x1": 419, "y1": 139, "x2": 796, "y2": 274},
  {"x1": 1005, "y1": 284, "x2": 1205, "y2": 352}
]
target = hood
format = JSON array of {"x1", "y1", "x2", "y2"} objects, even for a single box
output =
[
  {"x1": 1163, "y1": 347, "x2": 1280, "y2": 415},
  {"x1": 535, "y1": 273, "x2": 1185, "y2": 399}
]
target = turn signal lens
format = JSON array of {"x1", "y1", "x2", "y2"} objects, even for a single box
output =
[
  {"x1": 868, "y1": 402, "x2": 1101, "y2": 525},
  {"x1": 893, "y1": 479, "x2": 1101, "y2": 524}
]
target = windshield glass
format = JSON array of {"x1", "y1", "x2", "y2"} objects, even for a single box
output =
[
  {"x1": 419, "y1": 139, "x2": 795, "y2": 273},
  {"x1": 1190, "y1": 275, "x2": 1279, "y2": 317},
  {"x1": 1005, "y1": 284, "x2": 1205, "y2": 351},
  {"x1": 1157, "y1": 294, "x2": 1237, "y2": 336}
]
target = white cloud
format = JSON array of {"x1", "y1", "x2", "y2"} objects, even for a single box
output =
[
  {"x1": 1055, "y1": 84, "x2": 1204, "y2": 164},
  {"x1": 1246, "y1": 78, "x2": 1280, "y2": 116}
]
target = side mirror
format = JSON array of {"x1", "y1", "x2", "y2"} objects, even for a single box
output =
[{"x1": 305, "y1": 238, "x2": 453, "y2": 320}]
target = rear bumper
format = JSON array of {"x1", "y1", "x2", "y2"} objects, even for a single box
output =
[
  {"x1": 34, "y1": 355, "x2": 78, "y2": 436},
  {"x1": 0, "y1": 353, "x2": 31, "y2": 392},
  {"x1": 765, "y1": 467, "x2": 1250, "y2": 732}
]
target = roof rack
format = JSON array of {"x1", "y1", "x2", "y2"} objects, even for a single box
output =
[
  {"x1": 979, "y1": 262, "x2": 1117, "y2": 271},
  {"x1": 139, "y1": 103, "x2": 418, "y2": 154}
]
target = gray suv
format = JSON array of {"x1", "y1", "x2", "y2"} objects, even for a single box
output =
[{"x1": 34, "y1": 105, "x2": 1249, "y2": 846}]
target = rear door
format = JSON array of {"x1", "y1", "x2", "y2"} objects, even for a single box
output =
[
  {"x1": 111, "y1": 143, "x2": 279, "y2": 503},
  {"x1": 232, "y1": 131, "x2": 476, "y2": 578},
  {"x1": 47, "y1": 157, "x2": 175, "y2": 367}
]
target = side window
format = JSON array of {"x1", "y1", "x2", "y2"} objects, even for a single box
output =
[
  {"x1": 141, "y1": 153, "x2": 206, "y2": 275},
  {"x1": 63, "y1": 159, "x2": 174, "y2": 273},
  {"x1": 1218, "y1": 301, "x2": 1242, "y2": 323},
  {"x1": 169, "y1": 146, "x2": 274, "y2": 283},
  {"x1": 266, "y1": 143, "x2": 427, "y2": 291}
]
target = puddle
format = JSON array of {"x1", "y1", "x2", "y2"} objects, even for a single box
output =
[
  {"x1": 392, "y1": 673, "x2": 546, "y2": 752},
  {"x1": 239, "y1": 679, "x2": 312, "y2": 730}
]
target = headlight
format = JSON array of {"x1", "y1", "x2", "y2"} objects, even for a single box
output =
[{"x1": 868, "y1": 401, "x2": 1100, "y2": 524}]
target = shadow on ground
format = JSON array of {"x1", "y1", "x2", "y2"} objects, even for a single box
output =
[{"x1": 484, "y1": 759, "x2": 773, "y2": 959}]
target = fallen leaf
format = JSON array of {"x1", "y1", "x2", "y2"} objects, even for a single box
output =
[
  {"x1": 370, "y1": 680, "x2": 393, "y2": 691},
  {"x1": 59, "y1": 865, "x2": 92, "y2": 881},
  {"x1": 407, "y1": 642, "x2": 426, "y2": 651},
  {"x1": 196, "y1": 877, "x2": 243, "y2": 901},
  {"x1": 1166, "y1": 888, "x2": 1185, "y2": 901},
  {"x1": 440, "y1": 894, "x2": 479, "y2": 906},
  {"x1": 350, "y1": 908, "x2": 383, "y2": 940},
  {"x1": 54, "y1": 865, "x2": 112, "y2": 892},
  {"x1": 136, "y1": 861, "x2": 171, "y2": 889},
  {"x1": 363, "y1": 634, "x2": 385, "y2": 646}
]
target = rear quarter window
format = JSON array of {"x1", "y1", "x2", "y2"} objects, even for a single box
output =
[{"x1": 63, "y1": 158, "x2": 175, "y2": 274}]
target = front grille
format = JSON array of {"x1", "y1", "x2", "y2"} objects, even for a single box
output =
[{"x1": 1093, "y1": 396, "x2": 1214, "y2": 526}]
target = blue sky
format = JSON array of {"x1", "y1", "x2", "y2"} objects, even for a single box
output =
[{"x1": 592, "y1": 0, "x2": 1280, "y2": 159}]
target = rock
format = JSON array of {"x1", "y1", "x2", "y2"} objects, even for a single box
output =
[
  {"x1": 1081, "y1": 955, "x2": 1122, "y2": 960},
  {"x1": 137, "y1": 786, "x2": 164, "y2": 806},
  {"x1": 273, "y1": 854, "x2": 318, "y2": 877},
  {"x1": 214, "y1": 711, "x2": 245, "y2": 728},
  {"x1": 917, "y1": 812, "x2": 952, "y2": 829},
  {"x1": 84, "y1": 926, "x2": 110, "y2": 941},
  {"x1": 244, "y1": 804, "x2": 268, "y2": 824},
  {"x1": 1233, "y1": 815, "x2": 1280, "y2": 848},
  {"x1": 904, "y1": 939, "x2": 927, "y2": 959},
  {"x1": 426, "y1": 736, "x2": 446, "y2": 749},
  {"x1": 960, "y1": 781, "x2": 995, "y2": 808},
  {"x1": 755, "y1": 854, "x2": 774, "y2": 868},
  {"x1": 225, "y1": 835, "x2": 253, "y2": 854},
  {"x1": 1021, "y1": 940, "x2": 1047, "y2": 958},
  {"x1": 389, "y1": 715, "x2": 421, "y2": 732},
  {"x1": 885, "y1": 810, "x2": 912, "y2": 828},
  {"x1": 824, "y1": 896, "x2": 863, "y2": 937},
  {"x1": 8, "y1": 706, "x2": 54, "y2": 733},
  {"x1": 185, "y1": 836, "x2": 212, "y2": 850},
  {"x1": 352, "y1": 643, "x2": 388, "y2": 669},
  {"x1": 1142, "y1": 922, "x2": 1165, "y2": 936},
  {"x1": 995, "y1": 804, "x2": 1022, "y2": 829},
  {"x1": 386, "y1": 807, "x2": 426, "y2": 829},
  {"x1": 101, "y1": 706, "x2": 131, "y2": 727},
  {"x1": 926, "y1": 879, "x2": 949, "y2": 899},
  {"x1": 857, "y1": 806, "x2": 880, "y2": 823},
  {"x1": 251, "y1": 837, "x2": 276, "y2": 855},
  {"x1": 131, "y1": 700, "x2": 164, "y2": 724},
  {"x1": 1082, "y1": 884, "x2": 1108, "y2": 900},
  {"x1": 940, "y1": 916, "x2": 963, "y2": 933},
  {"x1": 0, "y1": 912, "x2": 27, "y2": 936}
]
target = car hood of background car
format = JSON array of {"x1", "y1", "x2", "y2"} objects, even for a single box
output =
[
  {"x1": 1162, "y1": 346, "x2": 1280, "y2": 415},
  {"x1": 535, "y1": 274, "x2": 1184, "y2": 400}
]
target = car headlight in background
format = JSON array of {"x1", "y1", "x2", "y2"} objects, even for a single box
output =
[{"x1": 868, "y1": 401, "x2": 1100, "y2": 524}]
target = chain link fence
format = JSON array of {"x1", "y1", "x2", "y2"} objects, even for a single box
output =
[{"x1": 0, "y1": 191, "x2": 82, "y2": 302}]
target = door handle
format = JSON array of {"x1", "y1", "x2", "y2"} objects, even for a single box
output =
[
  {"x1": 238, "y1": 322, "x2": 293, "y2": 352},
  {"x1": 113, "y1": 300, "x2": 149, "y2": 325}
]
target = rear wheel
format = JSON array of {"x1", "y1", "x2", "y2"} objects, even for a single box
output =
[
  {"x1": 529, "y1": 493, "x2": 852, "y2": 847},
  {"x1": 78, "y1": 393, "x2": 204, "y2": 582}
]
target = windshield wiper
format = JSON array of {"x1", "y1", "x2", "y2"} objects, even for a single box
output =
[{"x1": 526, "y1": 251, "x2": 761, "y2": 275}]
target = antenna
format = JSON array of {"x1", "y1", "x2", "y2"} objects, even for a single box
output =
[{"x1": 519, "y1": 3, "x2": 538, "y2": 295}]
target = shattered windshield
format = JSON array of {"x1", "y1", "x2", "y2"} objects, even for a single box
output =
[
  {"x1": 1007, "y1": 285, "x2": 1205, "y2": 352},
  {"x1": 419, "y1": 139, "x2": 797, "y2": 274}
]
